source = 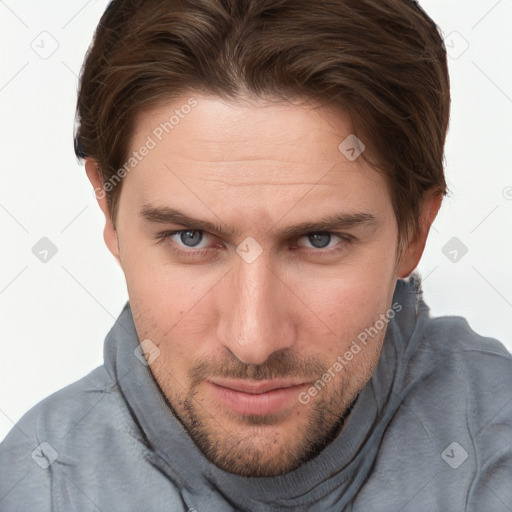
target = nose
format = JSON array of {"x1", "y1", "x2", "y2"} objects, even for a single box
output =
[{"x1": 216, "y1": 252, "x2": 296, "y2": 366}]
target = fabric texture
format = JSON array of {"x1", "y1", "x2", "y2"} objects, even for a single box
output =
[{"x1": 1, "y1": 273, "x2": 511, "y2": 511}]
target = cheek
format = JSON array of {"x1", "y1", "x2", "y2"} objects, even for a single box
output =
[
  {"x1": 130, "y1": 292, "x2": 206, "y2": 381},
  {"x1": 126, "y1": 268, "x2": 223, "y2": 361},
  {"x1": 302, "y1": 273, "x2": 391, "y2": 350},
  {"x1": 122, "y1": 241, "x2": 217, "y2": 321}
]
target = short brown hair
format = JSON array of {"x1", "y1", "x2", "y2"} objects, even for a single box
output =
[{"x1": 74, "y1": 0, "x2": 450, "y2": 248}]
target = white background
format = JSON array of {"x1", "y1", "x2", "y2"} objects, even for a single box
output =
[{"x1": 1, "y1": 0, "x2": 511, "y2": 442}]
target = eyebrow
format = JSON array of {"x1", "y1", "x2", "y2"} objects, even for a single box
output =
[{"x1": 139, "y1": 204, "x2": 378, "y2": 238}]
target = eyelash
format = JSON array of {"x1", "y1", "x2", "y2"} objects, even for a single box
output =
[
  {"x1": 154, "y1": 229, "x2": 353, "y2": 259},
  {"x1": 155, "y1": 230, "x2": 220, "y2": 259}
]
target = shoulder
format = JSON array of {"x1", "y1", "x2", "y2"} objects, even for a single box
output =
[
  {"x1": 360, "y1": 312, "x2": 512, "y2": 509},
  {"x1": 0, "y1": 365, "x2": 138, "y2": 508},
  {"x1": 407, "y1": 311, "x2": 512, "y2": 436},
  {"x1": 422, "y1": 313, "x2": 512, "y2": 383},
  {"x1": 2, "y1": 365, "x2": 123, "y2": 447}
]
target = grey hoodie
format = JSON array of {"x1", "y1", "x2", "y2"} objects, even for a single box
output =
[{"x1": 1, "y1": 274, "x2": 511, "y2": 511}]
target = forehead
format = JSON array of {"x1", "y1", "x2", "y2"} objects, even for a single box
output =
[
  {"x1": 129, "y1": 93, "x2": 363, "y2": 175},
  {"x1": 120, "y1": 93, "x2": 392, "y2": 225}
]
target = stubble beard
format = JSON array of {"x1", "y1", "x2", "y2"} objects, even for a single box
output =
[
  {"x1": 145, "y1": 324, "x2": 385, "y2": 477},
  {"x1": 160, "y1": 376, "x2": 362, "y2": 477}
]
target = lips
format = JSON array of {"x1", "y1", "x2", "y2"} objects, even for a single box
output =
[
  {"x1": 207, "y1": 378, "x2": 310, "y2": 416},
  {"x1": 209, "y1": 377, "x2": 308, "y2": 394}
]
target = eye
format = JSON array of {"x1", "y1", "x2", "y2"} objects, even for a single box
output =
[
  {"x1": 154, "y1": 228, "x2": 352, "y2": 261},
  {"x1": 154, "y1": 229, "x2": 219, "y2": 257},
  {"x1": 296, "y1": 232, "x2": 345, "y2": 250},
  {"x1": 304, "y1": 232, "x2": 331, "y2": 249},
  {"x1": 176, "y1": 230, "x2": 205, "y2": 248}
]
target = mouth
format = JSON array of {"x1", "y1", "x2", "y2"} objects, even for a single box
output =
[{"x1": 207, "y1": 378, "x2": 310, "y2": 416}]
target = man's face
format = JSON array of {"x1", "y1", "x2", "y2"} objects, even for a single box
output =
[{"x1": 102, "y1": 93, "x2": 414, "y2": 477}]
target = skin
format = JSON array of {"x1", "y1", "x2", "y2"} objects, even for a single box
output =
[{"x1": 86, "y1": 93, "x2": 441, "y2": 477}]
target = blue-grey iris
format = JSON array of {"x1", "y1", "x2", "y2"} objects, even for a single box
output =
[
  {"x1": 308, "y1": 232, "x2": 331, "y2": 248},
  {"x1": 180, "y1": 230, "x2": 203, "y2": 247}
]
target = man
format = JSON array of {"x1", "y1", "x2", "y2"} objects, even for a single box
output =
[{"x1": 1, "y1": 0, "x2": 511, "y2": 510}]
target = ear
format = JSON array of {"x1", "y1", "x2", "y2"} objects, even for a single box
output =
[
  {"x1": 396, "y1": 190, "x2": 443, "y2": 278},
  {"x1": 85, "y1": 158, "x2": 122, "y2": 266}
]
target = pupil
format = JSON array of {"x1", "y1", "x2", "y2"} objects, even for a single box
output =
[
  {"x1": 180, "y1": 230, "x2": 202, "y2": 247},
  {"x1": 309, "y1": 232, "x2": 331, "y2": 248}
]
